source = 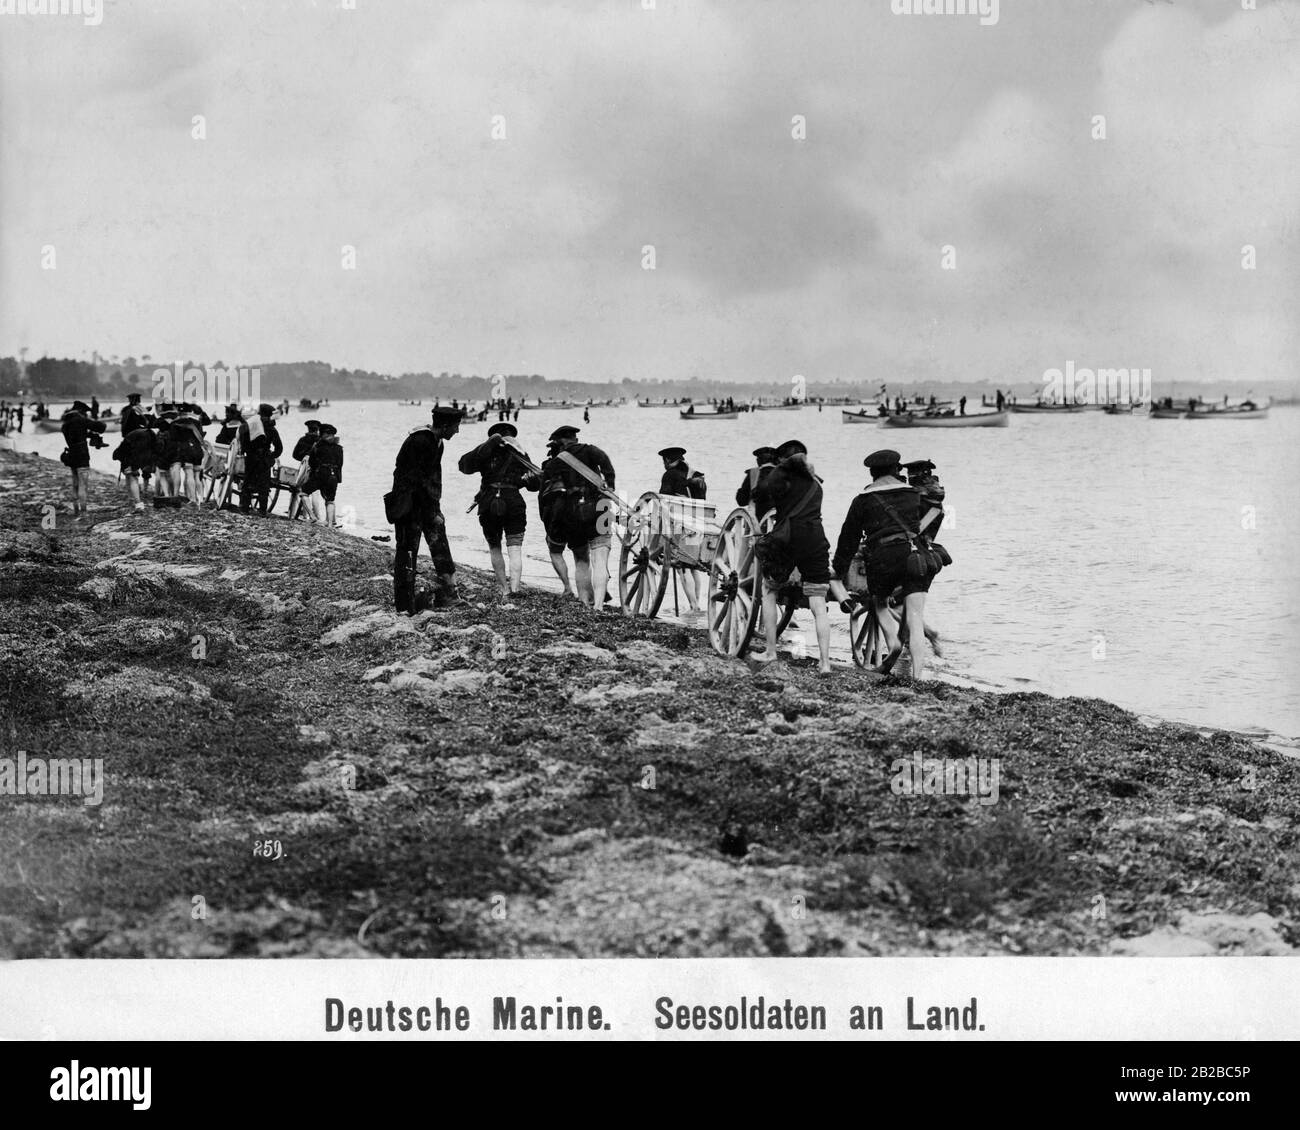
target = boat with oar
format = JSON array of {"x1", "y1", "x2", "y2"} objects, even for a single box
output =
[
  {"x1": 679, "y1": 408, "x2": 738, "y2": 420},
  {"x1": 1008, "y1": 402, "x2": 1083, "y2": 414},
  {"x1": 882, "y1": 409, "x2": 1009, "y2": 429},
  {"x1": 752, "y1": 402, "x2": 804, "y2": 411},
  {"x1": 1148, "y1": 406, "x2": 1184, "y2": 418},
  {"x1": 841, "y1": 408, "x2": 883, "y2": 424},
  {"x1": 1103, "y1": 403, "x2": 1138, "y2": 415}
]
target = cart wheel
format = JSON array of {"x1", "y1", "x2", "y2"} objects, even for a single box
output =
[
  {"x1": 707, "y1": 508, "x2": 761, "y2": 657},
  {"x1": 850, "y1": 597, "x2": 903, "y2": 672},
  {"x1": 268, "y1": 482, "x2": 283, "y2": 514},
  {"x1": 212, "y1": 470, "x2": 237, "y2": 510},
  {"x1": 618, "y1": 492, "x2": 669, "y2": 618}
]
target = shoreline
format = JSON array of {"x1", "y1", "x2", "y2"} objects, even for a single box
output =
[{"x1": 1, "y1": 445, "x2": 1297, "y2": 957}]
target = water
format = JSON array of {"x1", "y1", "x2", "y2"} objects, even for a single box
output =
[{"x1": 14, "y1": 401, "x2": 1300, "y2": 746}]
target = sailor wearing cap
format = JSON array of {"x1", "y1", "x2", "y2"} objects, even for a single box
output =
[
  {"x1": 736, "y1": 446, "x2": 778, "y2": 509},
  {"x1": 303, "y1": 423, "x2": 344, "y2": 527},
  {"x1": 527, "y1": 425, "x2": 617, "y2": 608},
  {"x1": 388, "y1": 405, "x2": 465, "y2": 613},
  {"x1": 286, "y1": 419, "x2": 324, "y2": 520},
  {"x1": 656, "y1": 446, "x2": 708, "y2": 613},
  {"x1": 168, "y1": 410, "x2": 208, "y2": 503},
  {"x1": 458, "y1": 420, "x2": 538, "y2": 599},
  {"x1": 830, "y1": 448, "x2": 946, "y2": 680},
  {"x1": 657, "y1": 447, "x2": 706, "y2": 501},
  {"x1": 60, "y1": 400, "x2": 108, "y2": 519},
  {"x1": 749, "y1": 439, "x2": 852, "y2": 674},
  {"x1": 237, "y1": 403, "x2": 284, "y2": 516}
]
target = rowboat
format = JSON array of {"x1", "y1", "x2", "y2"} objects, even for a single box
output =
[
  {"x1": 1008, "y1": 403, "x2": 1083, "y2": 414},
  {"x1": 753, "y1": 403, "x2": 803, "y2": 411},
  {"x1": 841, "y1": 409, "x2": 882, "y2": 424},
  {"x1": 1148, "y1": 407, "x2": 1183, "y2": 418},
  {"x1": 679, "y1": 409, "x2": 738, "y2": 420},
  {"x1": 1103, "y1": 403, "x2": 1135, "y2": 415},
  {"x1": 1184, "y1": 405, "x2": 1269, "y2": 420},
  {"x1": 882, "y1": 409, "x2": 1009, "y2": 429},
  {"x1": 37, "y1": 416, "x2": 121, "y2": 433}
]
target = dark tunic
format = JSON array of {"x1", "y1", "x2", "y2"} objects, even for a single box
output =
[
  {"x1": 391, "y1": 428, "x2": 456, "y2": 608},
  {"x1": 659, "y1": 461, "x2": 706, "y2": 499},
  {"x1": 60, "y1": 412, "x2": 106, "y2": 470},
  {"x1": 292, "y1": 433, "x2": 320, "y2": 462},
  {"x1": 306, "y1": 437, "x2": 344, "y2": 501},
  {"x1": 832, "y1": 478, "x2": 942, "y2": 597},
  {"x1": 751, "y1": 457, "x2": 831, "y2": 586},
  {"x1": 735, "y1": 464, "x2": 774, "y2": 508},
  {"x1": 534, "y1": 443, "x2": 616, "y2": 551},
  {"x1": 458, "y1": 438, "x2": 537, "y2": 542}
]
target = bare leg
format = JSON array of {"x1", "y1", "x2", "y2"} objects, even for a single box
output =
[
  {"x1": 875, "y1": 595, "x2": 901, "y2": 666},
  {"x1": 184, "y1": 465, "x2": 200, "y2": 502},
  {"x1": 589, "y1": 544, "x2": 611, "y2": 608},
  {"x1": 325, "y1": 501, "x2": 336, "y2": 526},
  {"x1": 548, "y1": 548, "x2": 574, "y2": 595},
  {"x1": 756, "y1": 581, "x2": 780, "y2": 660},
  {"x1": 808, "y1": 595, "x2": 832, "y2": 673},
  {"x1": 575, "y1": 557, "x2": 594, "y2": 606},
  {"x1": 489, "y1": 545, "x2": 508, "y2": 596},
  {"x1": 126, "y1": 473, "x2": 141, "y2": 507},
  {"x1": 507, "y1": 543, "x2": 524, "y2": 593},
  {"x1": 904, "y1": 592, "x2": 927, "y2": 679}
]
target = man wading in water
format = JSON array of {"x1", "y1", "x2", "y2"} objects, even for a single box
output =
[
  {"x1": 389, "y1": 405, "x2": 465, "y2": 614},
  {"x1": 751, "y1": 439, "x2": 850, "y2": 675},
  {"x1": 458, "y1": 421, "x2": 538, "y2": 601}
]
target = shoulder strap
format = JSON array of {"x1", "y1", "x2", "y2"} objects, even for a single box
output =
[
  {"x1": 873, "y1": 492, "x2": 919, "y2": 541},
  {"x1": 785, "y1": 481, "x2": 819, "y2": 521}
]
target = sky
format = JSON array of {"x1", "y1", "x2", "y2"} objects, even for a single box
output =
[{"x1": 1, "y1": 0, "x2": 1297, "y2": 387}]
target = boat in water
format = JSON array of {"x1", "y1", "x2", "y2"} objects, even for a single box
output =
[
  {"x1": 841, "y1": 408, "x2": 883, "y2": 424},
  {"x1": 297, "y1": 397, "x2": 327, "y2": 411},
  {"x1": 1008, "y1": 403, "x2": 1083, "y2": 414},
  {"x1": 679, "y1": 407, "x2": 738, "y2": 420},
  {"x1": 1185, "y1": 404, "x2": 1270, "y2": 420},
  {"x1": 1148, "y1": 406, "x2": 1184, "y2": 419},
  {"x1": 882, "y1": 409, "x2": 1009, "y2": 429}
]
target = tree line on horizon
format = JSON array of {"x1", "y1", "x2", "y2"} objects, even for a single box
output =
[{"x1": 2, "y1": 355, "x2": 1295, "y2": 404}]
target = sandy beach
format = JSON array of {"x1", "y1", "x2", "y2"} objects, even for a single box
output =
[{"x1": 2, "y1": 446, "x2": 1297, "y2": 958}]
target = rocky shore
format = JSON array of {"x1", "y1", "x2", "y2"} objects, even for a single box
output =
[{"x1": 1, "y1": 446, "x2": 1297, "y2": 957}]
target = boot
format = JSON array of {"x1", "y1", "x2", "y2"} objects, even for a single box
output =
[
  {"x1": 432, "y1": 574, "x2": 465, "y2": 610},
  {"x1": 394, "y1": 551, "x2": 416, "y2": 615}
]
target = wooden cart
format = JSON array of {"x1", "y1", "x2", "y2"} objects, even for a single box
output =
[{"x1": 617, "y1": 493, "x2": 798, "y2": 657}]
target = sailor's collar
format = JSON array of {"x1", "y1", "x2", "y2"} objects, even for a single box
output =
[{"x1": 860, "y1": 476, "x2": 912, "y2": 495}]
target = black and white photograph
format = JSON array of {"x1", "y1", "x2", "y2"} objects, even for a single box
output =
[{"x1": 1, "y1": 0, "x2": 1297, "y2": 1075}]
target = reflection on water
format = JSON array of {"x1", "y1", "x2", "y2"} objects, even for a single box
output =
[{"x1": 16, "y1": 401, "x2": 1300, "y2": 743}]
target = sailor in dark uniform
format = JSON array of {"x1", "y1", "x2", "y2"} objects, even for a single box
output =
[
  {"x1": 213, "y1": 404, "x2": 242, "y2": 446},
  {"x1": 657, "y1": 446, "x2": 707, "y2": 612},
  {"x1": 390, "y1": 404, "x2": 463, "y2": 614},
  {"x1": 237, "y1": 404, "x2": 283, "y2": 516},
  {"x1": 526, "y1": 425, "x2": 616, "y2": 609},
  {"x1": 458, "y1": 421, "x2": 538, "y2": 599},
  {"x1": 831, "y1": 448, "x2": 945, "y2": 680},
  {"x1": 657, "y1": 446, "x2": 706, "y2": 500},
  {"x1": 736, "y1": 446, "x2": 777, "y2": 509}
]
